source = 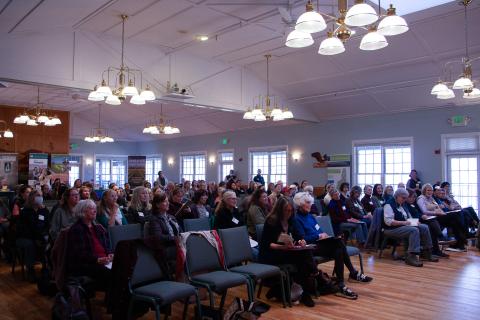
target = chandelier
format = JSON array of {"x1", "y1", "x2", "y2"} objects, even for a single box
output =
[
  {"x1": 88, "y1": 15, "x2": 156, "y2": 105},
  {"x1": 143, "y1": 104, "x2": 180, "y2": 135},
  {"x1": 243, "y1": 54, "x2": 294, "y2": 121},
  {"x1": 0, "y1": 120, "x2": 14, "y2": 138},
  {"x1": 431, "y1": 0, "x2": 480, "y2": 100},
  {"x1": 84, "y1": 105, "x2": 114, "y2": 143},
  {"x1": 13, "y1": 87, "x2": 62, "y2": 126},
  {"x1": 285, "y1": 0, "x2": 408, "y2": 54}
]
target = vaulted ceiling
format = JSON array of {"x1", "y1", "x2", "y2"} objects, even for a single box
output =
[{"x1": 0, "y1": 0, "x2": 479, "y2": 141}]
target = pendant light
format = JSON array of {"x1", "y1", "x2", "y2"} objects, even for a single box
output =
[
  {"x1": 360, "y1": 27, "x2": 388, "y2": 51},
  {"x1": 436, "y1": 89, "x2": 455, "y2": 100},
  {"x1": 345, "y1": 0, "x2": 378, "y2": 27},
  {"x1": 295, "y1": 0, "x2": 326, "y2": 34},
  {"x1": 377, "y1": 4, "x2": 409, "y2": 36},
  {"x1": 318, "y1": 32, "x2": 345, "y2": 55},
  {"x1": 285, "y1": 29, "x2": 314, "y2": 48},
  {"x1": 430, "y1": 82, "x2": 449, "y2": 95}
]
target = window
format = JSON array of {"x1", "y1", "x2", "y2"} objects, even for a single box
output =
[
  {"x1": 219, "y1": 151, "x2": 234, "y2": 182},
  {"x1": 249, "y1": 147, "x2": 287, "y2": 185},
  {"x1": 443, "y1": 134, "x2": 480, "y2": 212},
  {"x1": 180, "y1": 153, "x2": 206, "y2": 181},
  {"x1": 95, "y1": 157, "x2": 127, "y2": 189},
  {"x1": 67, "y1": 155, "x2": 82, "y2": 186},
  {"x1": 146, "y1": 156, "x2": 162, "y2": 185},
  {"x1": 354, "y1": 138, "x2": 412, "y2": 189}
]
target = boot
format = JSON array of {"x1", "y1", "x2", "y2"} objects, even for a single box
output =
[
  {"x1": 405, "y1": 253, "x2": 423, "y2": 267},
  {"x1": 421, "y1": 249, "x2": 439, "y2": 262}
]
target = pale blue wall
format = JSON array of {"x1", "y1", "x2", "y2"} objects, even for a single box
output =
[{"x1": 72, "y1": 103, "x2": 480, "y2": 186}]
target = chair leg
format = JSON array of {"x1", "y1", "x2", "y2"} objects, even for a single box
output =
[
  {"x1": 207, "y1": 287, "x2": 215, "y2": 309},
  {"x1": 257, "y1": 282, "x2": 263, "y2": 299},
  {"x1": 194, "y1": 290, "x2": 202, "y2": 320},
  {"x1": 358, "y1": 254, "x2": 364, "y2": 275},
  {"x1": 182, "y1": 298, "x2": 189, "y2": 320},
  {"x1": 154, "y1": 304, "x2": 161, "y2": 320},
  {"x1": 219, "y1": 292, "x2": 227, "y2": 315},
  {"x1": 127, "y1": 297, "x2": 135, "y2": 320},
  {"x1": 279, "y1": 273, "x2": 287, "y2": 308}
]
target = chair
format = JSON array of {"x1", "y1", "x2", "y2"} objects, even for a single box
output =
[
  {"x1": 183, "y1": 218, "x2": 210, "y2": 232},
  {"x1": 143, "y1": 221, "x2": 150, "y2": 238},
  {"x1": 128, "y1": 243, "x2": 200, "y2": 320},
  {"x1": 183, "y1": 232, "x2": 253, "y2": 314},
  {"x1": 108, "y1": 224, "x2": 142, "y2": 251},
  {"x1": 218, "y1": 227, "x2": 287, "y2": 308},
  {"x1": 315, "y1": 216, "x2": 365, "y2": 274}
]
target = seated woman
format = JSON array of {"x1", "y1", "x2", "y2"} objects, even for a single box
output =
[
  {"x1": 404, "y1": 189, "x2": 448, "y2": 258},
  {"x1": 328, "y1": 189, "x2": 368, "y2": 246},
  {"x1": 294, "y1": 192, "x2": 371, "y2": 300},
  {"x1": 66, "y1": 199, "x2": 112, "y2": 291},
  {"x1": 96, "y1": 189, "x2": 128, "y2": 229},
  {"x1": 190, "y1": 189, "x2": 211, "y2": 219},
  {"x1": 339, "y1": 182, "x2": 350, "y2": 202},
  {"x1": 146, "y1": 193, "x2": 181, "y2": 262},
  {"x1": 126, "y1": 186, "x2": 152, "y2": 225},
  {"x1": 302, "y1": 185, "x2": 320, "y2": 216},
  {"x1": 213, "y1": 190, "x2": 244, "y2": 229},
  {"x1": 360, "y1": 185, "x2": 377, "y2": 215},
  {"x1": 16, "y1": 190, "x2": 49, "y2": 281},
  {"x1": 384, "y1": 188, "x2": 438, "y2": 267},
  {"x1": 268, "y1": 182, "x2": 283, "y2": 208},
  {"x1": 383, "y1": 185, "x2": 394, "y2": 203},
  {"x1": 417, "y1": 184, "x2": 467, "y2": 252},
  {"x1": 11, "y1": 185, "x2": 32, "y2": 217},
  {"x1": 79, "y1": 186, "x2": 91, "y2": 200},
  {"x1": 441, "y1": 181, "x2": 479, "y2": 231},
  {"x1": 50, "y1": 188, "x2": 80, "y2": 242},
  {"x1": 345, "y1": 186, "x2": 372, "y2": 228},
  {"x1": 246, "y1": 188, "x2": 268, "y2": 239},
  {"x1": 168, "y1": 187, "x2": 193, "y2": 229},
  {"x1": 258, "y1": 196, "x2": 318, "y2": 307},
  {"x1": 372, "y1": 184, "x2": 385, "y2": 207}
]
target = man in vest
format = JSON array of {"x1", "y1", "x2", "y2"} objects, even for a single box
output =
[{"x1": 383, "y1": 188, "x2": 439, "y2": 267}]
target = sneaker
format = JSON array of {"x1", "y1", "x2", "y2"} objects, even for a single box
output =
[
  {"x1": 300, "y1": 293, "x2": 315, "y2": 307},
  {"x1": 349, "y1": 272, "x2": 373, "y2": 283},
  {"x1": 335, "y1": 285, "x2": 358, "y2": 300}
]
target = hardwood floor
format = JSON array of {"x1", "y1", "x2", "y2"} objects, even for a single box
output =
[{"x1": 1, "y1": 245, "x2": 479, "y2": 320}]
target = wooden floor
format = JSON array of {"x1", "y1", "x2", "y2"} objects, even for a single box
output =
[{"x1": 1, "y1": 245, "x2": 479, "y2": 320}]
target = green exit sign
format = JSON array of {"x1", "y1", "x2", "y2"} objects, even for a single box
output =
[
  {"x1": 449, "y1": 115, "x2": 469, "y2": 127},
  {"x1": 222, "y1": 138, "x2": 229, "y2": 145},
  {"x1": 70, "y1": 143, "x2": 78, "y2": 150}
]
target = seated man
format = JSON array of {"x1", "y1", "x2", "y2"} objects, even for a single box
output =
[
  {"x1": 384, "y1": 188, "x2": 438, "y2": 267},
  {"x1": 293, "y1": 192, "x2": 372, "y2": 300}
]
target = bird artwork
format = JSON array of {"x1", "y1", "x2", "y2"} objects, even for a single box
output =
[{"x1": 311, "y1": 152, "x2": 330, "y2": 168}]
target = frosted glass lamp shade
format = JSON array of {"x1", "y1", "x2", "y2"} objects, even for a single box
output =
[
  {"x1": 105, "y1": 95, "x2": 121, "y2": 106},
  {"x1": 345, "y1": 1, "x2": 378, "y2": 27},
  {"x1": 453, "y1": 77, "x2": 473, "y2": 90},
  {"x1": 295, "y1": 11, "x2": 326, "y2": 34},
  {"x1": 130, "y1": 94, "x2": 146, "y2": 105},
  {"x1": 377, "y1": 15, "x2": 409, "y2": 36},
  {"x1": 285, "y1": 29, "x2": 314, "y2": 48},
  {"x1": 360, "y1": 30, "x2": 388, "y2": 50},
  {"x1": 318, "y1": 36, "x2": 345, "y2": 55},
  {"x1": 437, "y1": 89, "x2": 455, "y2": 99},
  {"x1": 431, "y1": 82, "x2": 449, "y2": 95}
]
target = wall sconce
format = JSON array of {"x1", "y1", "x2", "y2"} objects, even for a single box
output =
[
  {"x1": 209, "y1": 155, "x2": 216, "y2": 165},
  {"x1": 292, "y1": 151, "x2": 302, "y2": 162},
  {"x1": 167, "y1": 157, "x2": 174, "y2": 166},
  {"x1": 85, "y1": 157, "x2": 93, "y2": 166}
]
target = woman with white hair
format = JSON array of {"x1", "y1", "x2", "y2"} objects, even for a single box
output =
[
  {"x1": 293, "y1": 192, "x2": 372, "y2": 300},
  {"x1": 303, "y1": 185, "x2": 320, "y2": 216},
  {"x1": 384, "y1": 188, "x2": 438, "y2": 267},
  {"x1": 213, "y1": 190, "x2": 244, "y2": 229},
  {"x1": 66, "y1": 199, "x2": 112, "y2": 290}
]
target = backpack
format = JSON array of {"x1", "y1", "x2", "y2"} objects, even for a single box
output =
[
  {"x1": 51, "y1": 283, "x2": 90, "y2": 320},
  {"x1": 223, "y1": 298, "x2": 258, "y2": 320}
]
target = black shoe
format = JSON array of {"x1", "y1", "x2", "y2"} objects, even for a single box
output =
[
  {"x1": 349, "y1": 272, "x2": 373, "y2": 283},
  {"x1": 335, "y1": 285, "x2": 358, "y2": 300},
  {"x1": 405, "y1": 254, "x2": 423, "y2": 267},
  {"x1": 433, "y1": 250, "x2": 449, "y2": 258},
  {"x1": 420, "y1": 250, "x2": 439, "y2": 262},
  {"x1": 300, "y1": 293, "x2": 315, "y2": 307}
]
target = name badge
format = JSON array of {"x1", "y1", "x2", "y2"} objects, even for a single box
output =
[
  {"x1": 354, "y1": 203, "x2": 360, "y2": 208},
  {"x1": 315, "y1": 224, "x2": 320, "y2": 230},
  {"x1": 369, "y1": 201, "x2": 373, "y2": 205},
  {"x1": 410, "y1": 204, "x2": 415, "y2": 208},
  {"x1": 232, "y1": 217, "x2": 239, "y2": 224},
  {"x1": 342, "y1": 206, "x2": 346, "y2": 211},
  {"x1": 138, "y1": 212, "x2": 144, "y2": 217},
  {"x1": 38, "y1": 215, "x2": 45, "y2": 221}
]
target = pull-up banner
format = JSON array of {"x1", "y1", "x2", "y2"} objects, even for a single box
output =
[
  {"x1": 128, "y1": 156, "x2": 146, "y2": 188},
  {"x1": 28, "y1": 153, "x2": 49, "y2": 188},
  {"x1": 0, "y1": 153, "x2": 18, "y2": 191}
]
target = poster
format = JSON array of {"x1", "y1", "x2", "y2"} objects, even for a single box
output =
[
  {"x1": 128, "y1": 156, "x2": 146, "y2": 188},
  {"x1": 28, "y1": 153, "x2": 49, "y2": 188},
  {"x1": 51, "y1": 154, "x2": 71, "y2": 185},
  {"x1": 326, "y1": 154, "x2": 351, "y2": 190},
  {"x1": 0, "y1": 153, "x2": 18, "y2": 191}
]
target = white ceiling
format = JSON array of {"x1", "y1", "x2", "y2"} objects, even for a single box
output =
[{"x1": 0, "y1": 0, "x2": 479, "y2": 141}]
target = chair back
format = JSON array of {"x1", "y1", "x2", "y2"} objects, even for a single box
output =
[
  {"x1": 130, "y1": 243, "x2": 164, "y2": 288},
  {"x1": 255, "y1": 224, "x2": 264, "y2": 243},
  {"x1": 218, "y1": 227, "x2": 252, "y2": 267},
  {"x1": 184, "y1": 233, "x2": 223, "y2": 274},
  {"x1": 183, "y1": 217, "x2": 210, "y2": 232},
  {"x1": 143, "y1": 221, "x2": 150, "y2": 238},
  {"x1": 109, "y1": 224, "x2": 142, "y2": 251},
  {"x1": 315, "y1": 216, "x2": 335, "y2": 237}
]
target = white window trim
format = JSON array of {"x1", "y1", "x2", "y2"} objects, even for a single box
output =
[
  {"x1": 145, "y1": 154, "x2": 163, "y2": 185},
  {"x1": 441, "y1": 132, "x2": 480, "y2": 182},
  {"x1": 94, "y1": 154, "x2": 128, "y2": 188},
  {"x1": 248, "y1": 145, "x2": 289, "y2": 184},
  {"x1": 179, "y1": 151, "x2": 207, "y2": 182},
  {"x1": 352, "y1": 137, "x2": 414, "y2": 186},
  {"x1": 69, "y1": 153, "x2": 85, "y2": 184},
  {"x1": 218, "y1": 149, "x2": 234, "y2": 182}
]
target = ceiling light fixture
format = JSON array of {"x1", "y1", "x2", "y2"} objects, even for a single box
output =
[
  {"x1": 196, "y1": 35, "x2": 209, "y2": 41},
  {"x1": 431, "y1": 0, "x2": 479, "y2": 100},
  {"x1": 0, "y1": 120, "x2": 14, "y2": 139},
  {"x1": 285, "y1": 1, "x2": 408, "y2": 55},
  {"x1": 89, "y1": 15, "x2": 156, "y2": 105},
  {"x1": 84, "y1": 105, "x2": 115, "y2": 143},
  {"x1": 243, "y1": 55, "x2": 294, "y2": 122},
  {"x1": 13, "y1": 87, "x2": 61, "y2": 127},
  {"x1": 143, "y1": 104, "x2": 180, "y2": 135}
]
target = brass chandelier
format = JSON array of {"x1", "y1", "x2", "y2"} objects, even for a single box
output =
[
  {"x1": 243, "y1": 55, "x2": 294, "y2": 122},
  {"x1": 88, "y1": 15, "x2": 155, "y2": 105},
  {"x1": 13, "y1": 87, "x2": 61, "y2": 126},
  {"x1": 431, "y1": 0, "x2": 480, "y2": 100},
  {"x1": 285, "y1": 0, "x2": 408, "y2": 54},
  {"x1": 0, "y1": 120, "x2": 14, "y2": 138},
  {"x1": 84, "y1": 105, "x2": 114, "y2": 143},
  {"x1": 143, "y1": 104, "x2": 180, "y2": 135}
]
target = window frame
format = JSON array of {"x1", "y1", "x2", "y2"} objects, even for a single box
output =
[
  {"x1": 248, "y1": 145, "x2": 288, "y2": 185},
  {"x1": 179, "y1": 151, "x2": 207, "y2": 182},
  {"x1": 218, "y1": 149, "x2": 234, "y2": 182},
  {"x1": 66, "y1": 154, "x2": 84, "y2": 186},
  {"x1": 94, "y1": 154, "x2": 128, "y2": 189},
  {"x1": 352, "y1": 137, "x2": 414, "y2": 188},
  {"x1": 145, "y1": 154, "x2": 163, "y2": 185}
]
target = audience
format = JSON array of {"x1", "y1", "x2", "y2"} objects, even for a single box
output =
[
  {"x1": 49, "y1": 188, "x2": 79, "y2": 241},
  {"x1": 213, "y1": 190, "x2": 244, "y2": 229},
  {"x1": 190, "y1": 189, "x2": 211, "y2": 219},
  {"x1": 96, "y1": 189, "x2": 128, "y2": 228},
  {"x1": 360, "y1": 185, "x2": 377, "y2": 214},
  {"x1": 339, "y1": 182, "x2": 350, "y2": 202},
  {"x1": 346, "y1": 186, "x2": 372, "y2": 228},
  {"x1": 372, "y1": 184, "x2": 385, "y2": 207},
  {"x1": 406, "y1": 169, "x2": 422, "y2": 197},
  {"x1": 126, "y1": 186, "x2": 151, "y2": 224},
  {"x1": 246, "y1": 188, "x2": 268, "y2": 239},
  {"x1": 383, "y1": 185, "x2": 394, "y2": 203}
]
